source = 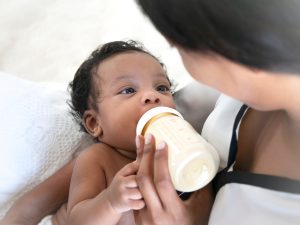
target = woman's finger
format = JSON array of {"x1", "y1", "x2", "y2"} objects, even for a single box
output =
[
  {"x1": 136, "y1": 133, "x2": 162, "y2": 211},
  {"x1": 135, "y1": 135, "x2": 144, "y2": 163},
  {"x1": 153, "y1": 141, "x2": 181, "y2": 208}
]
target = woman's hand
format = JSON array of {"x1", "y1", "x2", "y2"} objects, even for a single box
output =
[
  {"x1": 0, "y1": 218, "x2": 27, "y2": 225},
  {"x1": 134, "y1": 134, "x2": 214, "y2": 225}
]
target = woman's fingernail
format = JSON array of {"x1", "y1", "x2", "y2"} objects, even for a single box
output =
[
  {"x1": 157, "y1": 141, "x2": 166, "y2": 151},
  {"x1": 144, "y1": 133, "x2": 152, "y2": 145},
  {"x1": 135, "y1": 135, "x2": 140, "y2": 149}
]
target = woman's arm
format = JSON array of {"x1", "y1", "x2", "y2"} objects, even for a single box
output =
[
  {"x1": 134, "y1": 134, "x2": 214, "y2": 225},
  {"x1": 0, "y1": 160, "x2": 75, "y2": 225}
]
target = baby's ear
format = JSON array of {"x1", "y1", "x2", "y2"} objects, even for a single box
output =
[{"x1": 83, "y1": 110, "x2": 103, "y2": 138}]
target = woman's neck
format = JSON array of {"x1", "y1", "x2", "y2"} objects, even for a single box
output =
[
  {"x1": 236, "y1": 109, "x2": 300, "y2": 180},
  {"x1": 284, "y1": 111, "x2": 300, "y2": 153}
]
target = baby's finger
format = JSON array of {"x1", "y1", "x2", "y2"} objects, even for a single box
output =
[
  {"x1": 127, "y1": 187, "x2": 143, "y2": 200},
  {"x1": 123, "y1": 175, "x2": 138, "y2": 188},
  {"x1": 117, "y1": 160, "x2": 139, "y2": 177},
  {"x1": 129, "y1": 199, "x2": 145, "y2": 210}
]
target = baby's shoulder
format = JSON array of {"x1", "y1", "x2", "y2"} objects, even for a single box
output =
[{"x1": 76, "y1": 142, "x2": 121, "y2": 165}]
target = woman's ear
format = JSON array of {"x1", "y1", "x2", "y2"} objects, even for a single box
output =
[{"x1": 83, "y1": 110, "x2": 103, "y2": 138}]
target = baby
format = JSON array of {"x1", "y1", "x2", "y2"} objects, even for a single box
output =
[{"x1": 66, "y1": 40, "x2": 176, "y2": 225}]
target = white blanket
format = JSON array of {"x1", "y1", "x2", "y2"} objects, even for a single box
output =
[{"x1": 0, "y1": 72, "x2": 93, "y2": 220}]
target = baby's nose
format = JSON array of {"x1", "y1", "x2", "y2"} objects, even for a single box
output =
[{"x1": 142, "y1": 91, "x2": 160, "y2": 104}]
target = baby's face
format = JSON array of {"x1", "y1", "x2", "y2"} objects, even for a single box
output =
[{"x1": 93, "y1": 51, "x2": 176, "y2": 152}]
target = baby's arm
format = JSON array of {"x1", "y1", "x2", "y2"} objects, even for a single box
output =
[
  {"x1": 67, "y1": 145, "x2": 144, "y2": 225},
  {"x1": 0, "y1": 160, "x2": 74, "y2": 225}
]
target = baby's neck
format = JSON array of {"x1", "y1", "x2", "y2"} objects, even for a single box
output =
[{"x1": 115, "y1": 148, "x2": 137, "y2": 160}]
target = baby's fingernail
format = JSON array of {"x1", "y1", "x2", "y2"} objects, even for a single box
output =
[
  {"x1": 157, "y1": 141, "x2": 166, "y2": 151},
  {"x1": 144, "y1": 133, "x2": 152, "y2": 145}
]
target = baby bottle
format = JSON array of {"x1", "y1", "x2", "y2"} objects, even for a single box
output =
[{"x1": 136, "y1": 106, "x2": 220, "y2": 192}]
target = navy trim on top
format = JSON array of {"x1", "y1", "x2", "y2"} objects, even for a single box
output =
[
  {"x1": 227, "y1": 104, "x2": 248, "y2": 167},
  {"x1": 214, "y1": 170, "x2": 300, "y2": 194}
]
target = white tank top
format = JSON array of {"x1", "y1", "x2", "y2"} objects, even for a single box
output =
[{"x1": 202, "y1": 94, "x2": 300, "y2": 225}]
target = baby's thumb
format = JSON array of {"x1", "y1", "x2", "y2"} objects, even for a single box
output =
[{"x1": 118, "y1": 160, "x2": 139, "y2": 176}]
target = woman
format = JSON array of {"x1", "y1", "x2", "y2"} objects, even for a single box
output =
[{"x1": 134, "y1": 1, "x2": 300, "y2": 224}]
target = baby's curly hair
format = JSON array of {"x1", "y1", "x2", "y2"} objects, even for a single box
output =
[{"x1": 68, "y1": 40, "x2": 172, "y2": 132}]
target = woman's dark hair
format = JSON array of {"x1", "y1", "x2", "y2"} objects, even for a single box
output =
[
  {"x1": 137, "y1": 0, "x2": 300, "y2": 73},
  {"x1": 68, "y1": 40, "x2": 170, "y2": 132}
]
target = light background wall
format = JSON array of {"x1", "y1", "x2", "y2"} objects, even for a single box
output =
[{"x1": 0, "y1": 0, "x2": 193, "y2": 89}]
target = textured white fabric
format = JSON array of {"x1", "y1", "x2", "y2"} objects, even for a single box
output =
[
  {"x1": 0, "y1": 72, "x2": 92, "y2": 219},
  {"x1": 38, "y1": 215, "x2": 52, "y2": 225}
]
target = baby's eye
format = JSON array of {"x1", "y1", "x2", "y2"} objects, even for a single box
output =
[
  {"x1": 156, "y1": 85, "x2": 171, "y2": 93},
  {"x1": 118, "y1": 87, "x2": 136, "y2": 94}
]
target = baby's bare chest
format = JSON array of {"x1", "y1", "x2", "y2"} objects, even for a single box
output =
[{"x1": 102, "y1": 154, "x2": 133, "y2": 186}]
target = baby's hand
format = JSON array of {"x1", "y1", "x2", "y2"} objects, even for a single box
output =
[{"x1": 106, "y1": 161, "x2": 145, "y2": 213}]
